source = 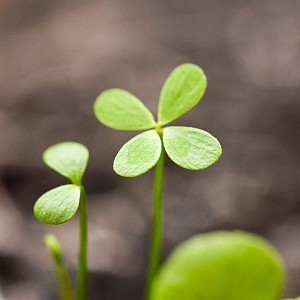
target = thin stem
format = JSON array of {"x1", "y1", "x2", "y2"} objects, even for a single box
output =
[
  {"x1": 45, "y1": 234, "x2": 75, "y2": 300},
  {"x1": 144, "y1": 135, "x2": 165, "y2": 300},
  {"x1": 77, "y1": 186, "x2": 88, "y2": 300}
]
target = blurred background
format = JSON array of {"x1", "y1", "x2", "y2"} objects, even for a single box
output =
[{"x1": 0, "y1": 0, "x2": 299, "y2": 299}]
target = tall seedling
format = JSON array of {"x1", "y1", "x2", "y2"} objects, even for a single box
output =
[{"x1": 94, "y1": 64, "x2": 222, "y2": 299}]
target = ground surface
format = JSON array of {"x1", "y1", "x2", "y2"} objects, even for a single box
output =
[{"x1": 0, "y1": 1, "x2": 299, "y2": 299}]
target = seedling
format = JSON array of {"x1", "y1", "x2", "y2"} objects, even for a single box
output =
[
  {"x1": 34, "y1": 142, "x2": 89, "y2": 300},
  {"x1": 30, "y1": 64, "x2": 298, "y2": 300},
  {"x1": 45, "y1": 234, "x2": 74, "y2": 300},
  {"x1": 151, "y1": 231, "x2": 285, "y2": 300},
  {"x1": 94, "y1": 63, "x2": 222, "y2": 299}
]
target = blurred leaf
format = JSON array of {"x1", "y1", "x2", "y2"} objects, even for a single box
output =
[
  {"x1": 43, "y1": 142, "x2": 89, "y2": 185},
  {"x1": 163, "y1": 126, "x2": 222, "y2": 170},
  {"x1": 158, "y1": 64, "x2": 207, "y2": 126},
  {"x1": 34, "y1": 185, "x2": 81, "y2": 225},
  {"x1": 114, "y1": 130, "x2": 161, "y2": 177},
  {"x1": 94, "y1": 88, "x2": 156, "y2": 131},
  {"x1": 44, "y1": 234, "x2": 75, "y2": 300},
  {"x1": 151, "y1": 231, "x2": 285, "y2": 300},
  {"x1": 44, "y1": 234, "x2": 63, "y2": 262}
]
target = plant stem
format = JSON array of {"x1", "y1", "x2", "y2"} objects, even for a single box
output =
[
  {"x1": 77, "y1": 186, "x2": 88, "y2": 300},
  {"x1": 144, "y1": 135, "x2": 165, "y2": 300},
  {"x1": 45, "y1": 234, "x2": 75, "y2": 300}
]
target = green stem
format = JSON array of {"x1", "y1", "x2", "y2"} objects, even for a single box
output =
[
  {"x1": 144, "y1": 135, "x2": 165, "y2": 300},
  {"x1": 77, "y1": 186, "x2": 88, "y2": 300},
  {"x1": 45, "y1": 234, "x2": 75, "y2": 300}
]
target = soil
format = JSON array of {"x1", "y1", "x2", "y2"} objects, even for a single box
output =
[{"x1": 0, "y1": 1, "x2": 299, "y2": 299}]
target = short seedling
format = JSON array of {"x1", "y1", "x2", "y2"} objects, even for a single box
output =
[
  {"x1": 44, "y1": 233, "x2": 74, "y2": 300},
  {"x1": 34, "y1": 142, "x2": 89, "y2": 300},
  {"x1": 94, "y1": 63, "x2": 222, "y2": 299}
]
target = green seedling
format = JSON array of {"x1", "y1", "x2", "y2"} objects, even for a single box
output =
[
  {"x1": 94, "y1": 63, "x2": 222, "y2": 299},
  {"x1": 150, "y1": 231, "x2": 285, "y2": 300},
  {"x1": 45, "y1": 234, "x2": 74, "y2": 300},
  {"x1": 34, "y1": 142, "x2": 89, "y2": 300}
]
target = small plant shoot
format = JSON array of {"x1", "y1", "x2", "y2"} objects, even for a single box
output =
[
  {"x1": 34, "y1": 141, "x2": 89, "y2": 300},
  {"x1": 94, "y1": 63, "x2": 222, "y2": 299},
  {"x1": 34, "y1": 142, "x2": 89, "y2": 224},
  {"x1": 45, "y1": 234, "x2": 74, "y2": 300},
  {"x1": 150, "y1": 231, "x2": 285, "y2": 300}
]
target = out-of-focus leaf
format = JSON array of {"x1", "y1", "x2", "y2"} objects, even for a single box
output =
[
  {"x1": 113, "y1": 130, "x2": 161, "y2": 177},
  {"x1": 44, "y1": 234, "x2": 63, "y2": 261},
  {"x1": 158, "y1": 64, "x2": 207, "y2": 126},
  {"x1": 163, "y1": 126, "x2": 222, "y2": 170},
  {"x1": 151, "y1": 231, "x2": 285, "y2": 300},
  {"x1": 43, "y1": 142, "x2": 89, "y2": 185},
  {"x1": 34, "y1": 185, "x2": 81, "y2": 225},
  {"x1": 94, "y1": 88, "x2": 156, "y2": 130}
]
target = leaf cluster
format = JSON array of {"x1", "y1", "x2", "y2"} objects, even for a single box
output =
[
  {"x1": 94, "y1": 64, "x2": 222, "y2": 177},
  {"x1": 34, "y1": 142, "x2": 89, "y2": 225}
]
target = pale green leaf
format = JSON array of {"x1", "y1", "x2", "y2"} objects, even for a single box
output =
[
  {"x1": 163, "y1": 126, "x2": 222, "y2": 170},
  {"x1": 158, "y1": 64, "x2": 207, "y2": 125},
  {"x1": 44, "y1": 234, "x2": 62, "y2": 261},
  {"x1": 34, "y1": 185, "x2": 81, "y2": 225},
  {"x1": 44, "y1": 233, "x2": 75, "y2": 299},
  {"x1": 43, "y1": 142, "x2": 89, "y2": 185},
  {"x1": 113, "y1": 130, "x2": 162, "y2": 177},
  {"x1": 151, "y1": 231, "x2": 285, "y2": 300},
  {"x1": 94, "y1": 88, "x2": 156, "y2": 130}
]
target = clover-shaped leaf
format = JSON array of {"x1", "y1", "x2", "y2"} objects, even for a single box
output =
[
  {"x1": 43, "y1": 142, "x2": 89, "y2": 185},
  {"x1": 158, "y1": 64, "x2": 207, "y2": 126},
  {"x1": 151, "y1": 231, "x2": 285, "y2": 300},
  {"x1": 34, "y1": 185, "x2": 81, "y2": 225},
  {"x1": 163, "y1": 126, "x2": 222, "y2": 170},
  {"x1": 93, "y1": 63, "x2": 221, "y2": 177},
  {"x1": 94, "y1": 89, "x2": 156, "y2": 130},
  {"x1": 114, "y1": 130, "x2": 162, "y2": 177}
]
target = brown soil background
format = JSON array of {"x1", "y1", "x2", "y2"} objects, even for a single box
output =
[{"x1": 0, "y1": 1, "x2": 299, "y2": 299}]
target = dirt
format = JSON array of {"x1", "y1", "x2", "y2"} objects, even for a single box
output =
[{"x1": 0, "y1": 1, "x2": 299, "y2": 299}]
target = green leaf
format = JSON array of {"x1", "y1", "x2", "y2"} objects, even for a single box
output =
[
  {"x1": 94, "y1": 88, "x2": 156, "y2": 131},
  {"x1": 43, "y1": 142, "x2": 89, "y2": 184},
  {"x1": 113, "y1": 130, "x2": 162, "y2": 177},
  {"x1": 44, "y1": 234, "x2": 63, "y2": 261},
  {"x1": 163, "y1": 126, "x2": 222, "y2": 170},
  {"x1": 158, "y1": 64, "x2": 207, "y2": 125},
  {"x1": 34, "y1": 185, "x2": 81, "y2": 225},
  {"x1": 151, "y1": 231, "x2": 285, "y2": 300}
]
